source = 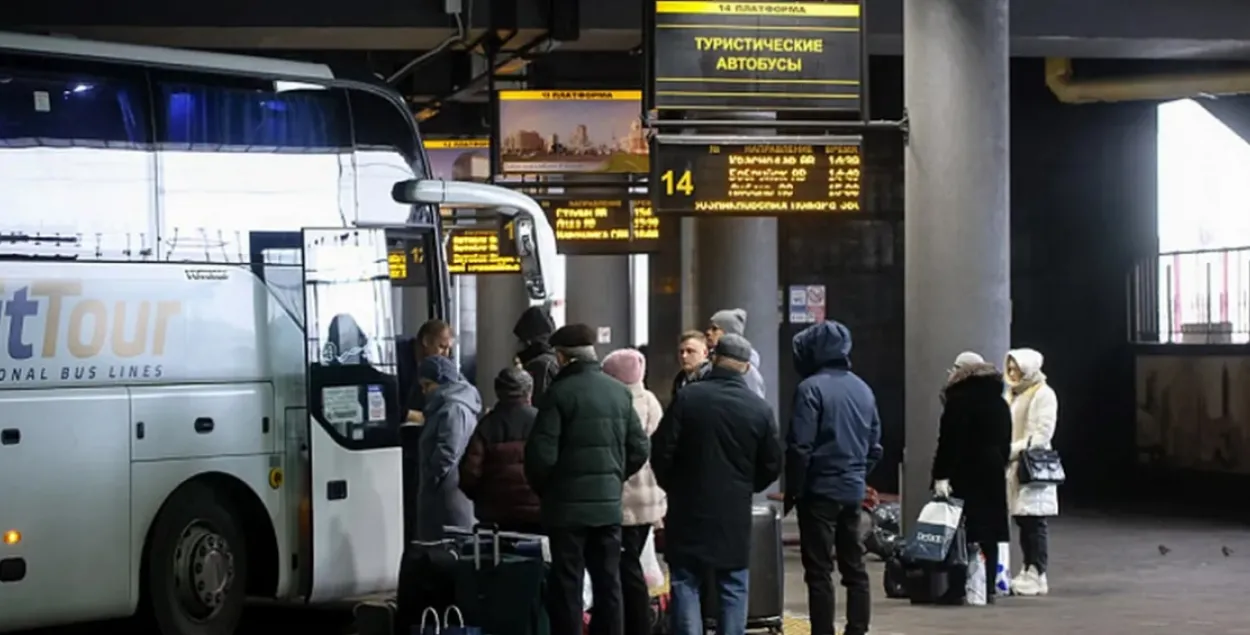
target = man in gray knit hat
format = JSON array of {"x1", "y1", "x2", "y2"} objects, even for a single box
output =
[{"x1": 707, "y1": 308, "x2": 766, "y2": 398}]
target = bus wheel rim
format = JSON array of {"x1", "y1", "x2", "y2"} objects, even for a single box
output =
[{"x1": 172, "y1": 521, "x2": 236, "y2": 621}]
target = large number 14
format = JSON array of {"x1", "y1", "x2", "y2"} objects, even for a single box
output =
[{"x1": 660, "y1": 169, "x2": 694, "y2": 196}]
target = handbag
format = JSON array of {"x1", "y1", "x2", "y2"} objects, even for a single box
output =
[{"x1": 1018, "y1": 440, "x2": 1066, "y2": 485}]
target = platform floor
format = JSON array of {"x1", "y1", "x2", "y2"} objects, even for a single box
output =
[{"x1": 780, "y1": 511, "x2": 1250, "y2": 635}]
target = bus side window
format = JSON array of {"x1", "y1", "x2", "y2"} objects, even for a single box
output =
[
  {"x1": 0, "y1": 53, "x2": 154, "y2": 260},
  {"x1": 150, "y1": 71, "x2": 353, "y2": 261},
  {"x1": 346, "y1": 88, "x2": 433, "y2": 226}
]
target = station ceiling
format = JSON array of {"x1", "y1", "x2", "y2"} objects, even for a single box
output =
[{"x1": 9, "y1": 0, "x2": 1250, "y2": 59}]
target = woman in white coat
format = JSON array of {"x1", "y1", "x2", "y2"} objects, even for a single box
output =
[{"x1": 1004, "y1": 348, "x2": 1059, "y2": 596}]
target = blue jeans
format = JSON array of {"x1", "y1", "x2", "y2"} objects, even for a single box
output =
[{"x1": 669, "y1": 559, "x2": 749, "y2": 635}]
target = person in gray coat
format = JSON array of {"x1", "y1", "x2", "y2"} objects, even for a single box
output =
[
  {"x1": 416, "y1": 354, "x2": 483, "y2": 540},
  {"x1": 707, "y1": 308, "x2": 766, "y2": 399}
]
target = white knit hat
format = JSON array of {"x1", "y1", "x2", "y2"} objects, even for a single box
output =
[{"x1": 952, "y1": 351, "x2": 985, "y2": 368}]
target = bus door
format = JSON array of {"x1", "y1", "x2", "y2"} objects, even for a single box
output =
[{"x1": 300, "y1": 227, "x2": 405, "y2": 601}]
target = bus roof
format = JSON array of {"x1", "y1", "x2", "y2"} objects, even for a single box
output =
[{"x1": 0, "y1": 30, "x2": 335, "y2": 80}]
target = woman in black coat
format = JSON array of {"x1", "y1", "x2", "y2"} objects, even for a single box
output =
[{"x1": 932, "y1": 352, "x2": 1011, "y2": 603}]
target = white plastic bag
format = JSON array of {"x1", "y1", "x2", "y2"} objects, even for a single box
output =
[
  {"x1": 965, "y1": 546, "x2": 987, "y2": 606},
  {"x1": 583, "y1": 572, "x2": 594, "y2": 610},
  {"x1": 995, "y1": 542, "x2": 1011, "y2": 596},
  {"x1": 642, "y1": 531, "x2": 665, "y2": 593}
]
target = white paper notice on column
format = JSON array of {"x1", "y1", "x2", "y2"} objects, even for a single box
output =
[{"x1": 596, "y1": 326, "x2": 611, "y2": 344}]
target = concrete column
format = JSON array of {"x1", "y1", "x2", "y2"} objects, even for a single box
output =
[
  {"x1": 566, "y1": 254, "x2": 634, "y2": 358},
  {"x1": 902, "y1": 0, "x2": 1011, "y2": 532},
  {"x1": 564, "y1": 174, "x2": 635, "y2": 359},
  {"x1": 455, "y1": 275, "x2": 478, "y2": 378},
  {"x1": 646, "y1": 216, "x2": 683, "y2": 401},
  {"x1": 690, "y1": 112, "x2": 781, "y2": 418},
  {"x1": 475, "y1": 273, "x2": 530, "y2": 404}
]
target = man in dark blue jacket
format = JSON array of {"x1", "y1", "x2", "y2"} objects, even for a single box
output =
[{"x1": 785, "y1": 320, "x2": 881, "y2": 635}]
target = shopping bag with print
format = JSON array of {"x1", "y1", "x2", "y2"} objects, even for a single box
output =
[
  {"x1": 415, "y1": 607, "x2": 440, "y2": 635},
  {"x1": 442, "y1": 605, "x2": 481, "y2": 635},
  {"x1": 902, "y1": 497, "x2": 964, "y2": 563},
  {"x1": 964, "y1": 546, "x2": 987, "y2": 606},
  {"x1": 995, "y1": 542, "x2": 1012, "y2": 596}
]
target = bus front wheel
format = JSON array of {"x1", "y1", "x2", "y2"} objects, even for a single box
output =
[{"x1": 145, "y1": 482, "x2": 249, "y2": 635}]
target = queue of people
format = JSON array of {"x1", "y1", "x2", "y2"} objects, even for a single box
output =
[{"x1": 404, "y1": 306, "x2": 1062, "y2": 635}]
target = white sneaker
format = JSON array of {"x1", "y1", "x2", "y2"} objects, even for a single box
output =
[
  {"x1": 1011, "y1": 567, "x2": 1041, "y2": 596},
  {"x1": 1035, "y1": 571, "x2": 1049, "y2": 596}
]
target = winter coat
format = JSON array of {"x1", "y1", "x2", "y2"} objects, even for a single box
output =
[
  {"x1": 932, "y1": 362, "x2": 1011, "y2": 543},
  {"x1": 651, "y1": 366, "x2": 783, "y2": 570},
  {"x1": 785, "y1": 321, "x2": 882, "y2": 505},
  {"x1": 621, "y1": 382, "x2": 667, "y2": 526},
  {"x1": 524, "y1": 360, "x2": 650, "y2": 528},
  {"x1": 513, "y1": 306, "x2": 560, "y2": 401},
  {"x1": 670, "y1": 361, "x2": 710, "y2": 401},
  {"x1": 743, "y1": 348, "x2": 766, "y2": 399},
  {"x1": 459, "y1": 400, "x2": 542, "y2": 528},
  {"x1": 1005, "y1": 348, "x2": 1060, "y2": 517},
  {"x1": 417, "y1": 379, "x2": 483, "y2": 540}
]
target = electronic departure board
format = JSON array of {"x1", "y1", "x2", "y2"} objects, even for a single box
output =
[
  {"x1": 446, "y1": 228, "x2": 521, "y2": 274},
  {"x1": 387, "y1": 239, "x2": 428, "y2": 287},
  {"x1": 650, "y1": 1, "x2": 862, "y2": 111},
  {"x1": 540, "y1": 199, "x2": 661, "y2": 255},
  {"x1": 651, "y1": 138, "x2": 862, "y2": 215}
]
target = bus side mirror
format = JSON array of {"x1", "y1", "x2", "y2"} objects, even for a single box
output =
[{"x1": 392, "y1": 179, "x2": 444, "y2": 205}]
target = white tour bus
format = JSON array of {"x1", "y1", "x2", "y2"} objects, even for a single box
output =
[{"x1": 0, "y1": 32, "x2": 558, "y2": 635}]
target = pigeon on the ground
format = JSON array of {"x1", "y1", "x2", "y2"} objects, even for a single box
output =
[{"x1": 1158, "y1": 544, "x2": 1171, "y2": 555}]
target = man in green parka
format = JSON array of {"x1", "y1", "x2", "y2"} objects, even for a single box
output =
[{"x1": 524, "y1": 323, "x2": 650, "y2": 635}]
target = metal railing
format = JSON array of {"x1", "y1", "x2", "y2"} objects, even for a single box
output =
[{"x1": 1129, "y1": 246, "x2": 1250, "y2": 344}]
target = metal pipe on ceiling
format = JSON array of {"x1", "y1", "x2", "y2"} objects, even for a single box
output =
[{"x1": 1045, "y1": 57, "x2": 1250, "y2": 104}]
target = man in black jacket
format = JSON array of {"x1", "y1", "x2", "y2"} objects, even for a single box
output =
[
  {"x1": 651, "y1": 334, "x2": 782, "y2": 635},
  {"x1": 513, "y1": 305, "x2": 560, "y2": 401},
  {"x1": 670, "y1": 330, "x2": 710, "y2": 400}
]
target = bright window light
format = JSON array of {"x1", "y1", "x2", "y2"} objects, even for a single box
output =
[{"x1": 1156, "y1": 98, "x2": 1250, "y2": 342}]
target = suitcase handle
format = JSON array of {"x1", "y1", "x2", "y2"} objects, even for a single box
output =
[{"x1": 471, "y1": 523, "x2": 501, "y2": 569}]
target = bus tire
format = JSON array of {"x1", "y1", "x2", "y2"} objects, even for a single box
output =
[{"x1": 145, "y1": 482, "x2": 249, "y2": 635}]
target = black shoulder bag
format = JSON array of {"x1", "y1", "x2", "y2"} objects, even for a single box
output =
[{"x1": 1018, "y1": 440, "x2": 1066, "y2": 485}]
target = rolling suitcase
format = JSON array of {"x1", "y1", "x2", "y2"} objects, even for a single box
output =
[
  {"x1": 452, "y1": 525, "x2": 550, "y2": 635},
  {"x1": 702, "y1": 504, "x2": 784, "y2": 634}
]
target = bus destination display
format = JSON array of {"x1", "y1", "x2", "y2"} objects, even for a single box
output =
[
  {"x1": 651, "y1": 1, "x2": 862, "y2": 111},
  {"x1": 446, "y1": 228, "x2": 521, "y2": 274},
  {"x1": 540, "y1": 199, "x2": 661, "y2": 255},
  {"x1": 652, "y1": 141, "x2": 862, "y2": 215},
  {"x1": 387, "y1": 239, "x2": 428, "y2": 287}
]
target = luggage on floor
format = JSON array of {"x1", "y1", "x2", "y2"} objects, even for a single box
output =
[
  {"x1": 452, "y1": 524, "x2": 550, "y2": 635},
  {"x1": 882, "y1": 550, "x2": 909, "y2": 599},
  {"x1": 354, "y1": 598, "x2": 397, "y2": 635},
  {"x1": 397, "y1": 539, "x2": 462, "y2": 628},
  {"x1": 701, "y1": 504, "x2": 784, "y2": 633}
]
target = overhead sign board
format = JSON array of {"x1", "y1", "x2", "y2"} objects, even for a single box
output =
[
  {"x1": 540, "y1": 199, "x2": 662, "y2": 255},
  {"x1": 445, "y1": 228, "x2": 521, "y2": 275},
  {"x1": 650, "y1": 1, "x2": 862, "y2": 111},
  {"x1": 497, "y1": 90, "x2": 649, "y2": 174},
  {"x1": 651, "y1": 137, "x2": 862, "y2": 215}
]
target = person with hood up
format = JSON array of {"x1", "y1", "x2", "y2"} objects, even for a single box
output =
[
  {"x1": 670, "y1": 330, "x2": 711, "y2": 400},
  {"x1": 651, "y1": 334, "x2": 782, "y2": 635},
  {"x1": 459, "y1": 367, "x2": 542, "y2": 534},
  {"x1": 784, "y1": 320, "x2": 880, "y2": 635},
  {"x1": 932, "y1": 351, "x2": 1011, "y2": 604},
  {"x1": 602, "y1": 348, "x2": 667, "y2": 635},
  {"x1": 415, "y1": 354, "x2": 483, "y2": 540},
  {"x1": 525, "y1": 324, "x2": 651, "y2": 635},
  {"x1": 1004, "y1": 348, "x2": 1060, "y2": 596},
  {"x1": 706, "y1": 309, "x2": 766, "y2": 398},
  {"x1": 514, "y1": 305, "x2": 561, "y2": 402}
]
